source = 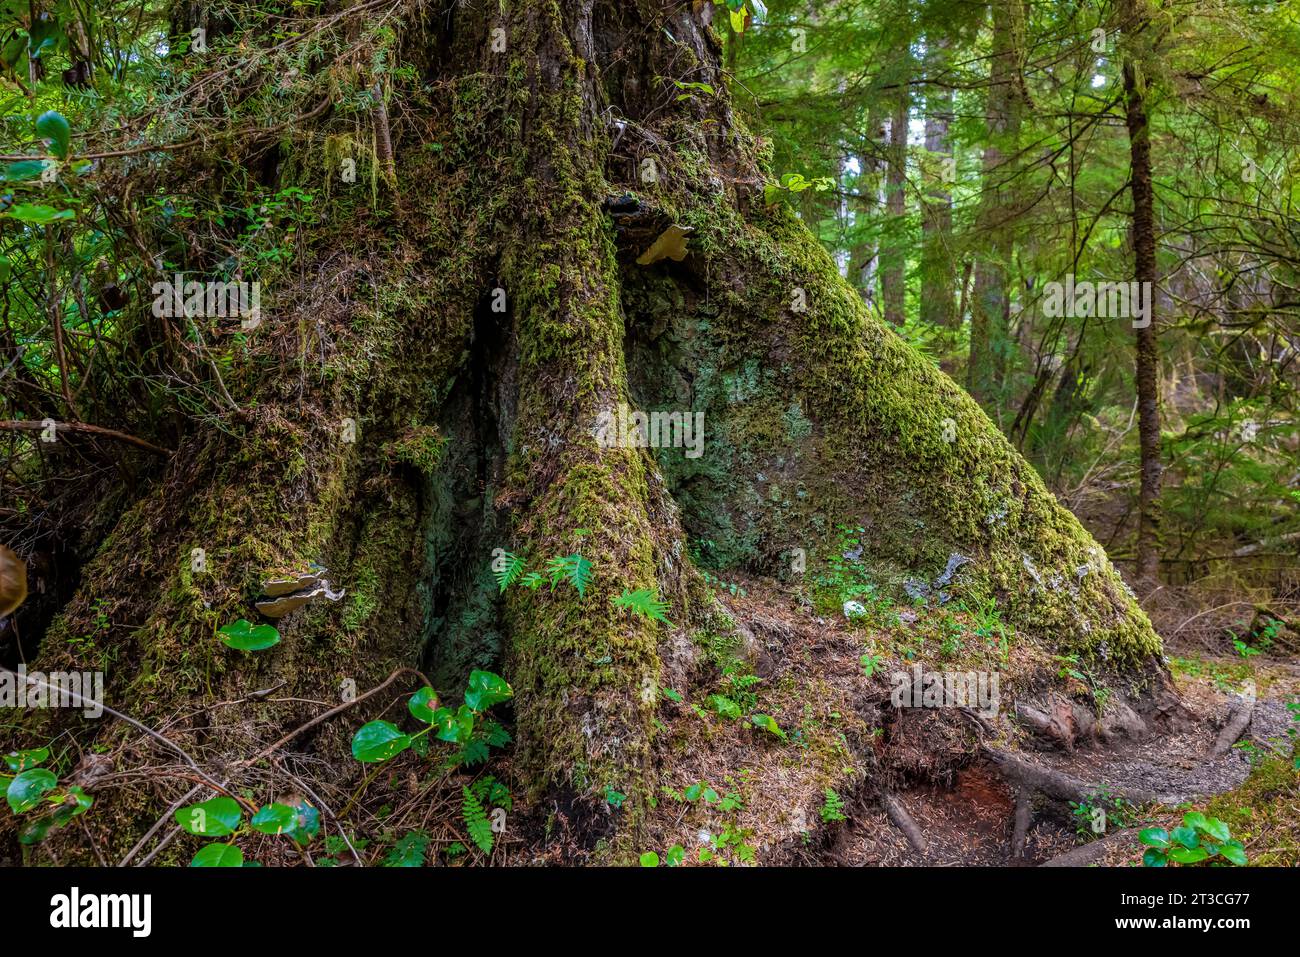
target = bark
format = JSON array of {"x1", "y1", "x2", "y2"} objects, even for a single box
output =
[
  {"x1": 920, "y1": 33, "x2": 955, "y2": 330},
  {"x1": 1121, "y1": 0, "x2": 1164, "y2": 589},
  {"x1": 968, "y1": 0, "x2": 1026, "y2": 410},
  {"x1": 882, "y1": 83, "x2": 909, "y2": 326},
  {"x1": 5, "y1": 0, "x2": 1174, "y2": 865}
]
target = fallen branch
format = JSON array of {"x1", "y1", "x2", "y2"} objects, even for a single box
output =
[
  {"x1": 881, "y1": 791, "x2": 928, "y2": 856},
  {"x1": 0, "y1": 419, "x2": 173, "y2": 457}
]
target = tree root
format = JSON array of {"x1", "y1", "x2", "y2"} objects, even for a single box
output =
[
  {"x1": 1039, "y1": 828, "x2": 1139, "y2": 867},
  {"x1": 982, "y1": 746, "x2": 1172, "y2": 806},
  {"x1": 1010, "y1": 786, "x2": 1032, "y2": 859},
  {"x1": 1208, "y1": 689, "x2": 1255, "y2": 759},
  {"x1": 882, "y1": 791, "x2": 929, "y2": 857}
]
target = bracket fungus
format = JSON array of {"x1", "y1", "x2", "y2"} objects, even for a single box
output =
[{"x1": 255, "y1": 565, "x2": 345, "y2": 618}]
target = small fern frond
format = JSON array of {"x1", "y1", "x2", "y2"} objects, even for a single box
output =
[
  {"x1": 612, "y1": 587, "x2": 673, "y2": 626},
  {"x1": 462, "y1": 785, "x2": 493, "y2": 854}
]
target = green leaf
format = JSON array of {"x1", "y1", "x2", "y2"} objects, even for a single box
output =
[
  {"x1": 2, "y1": 203, "x2": 73, "y2": 223},
  {"x1": 492, "y1": 551, "x2": 525, "y2": 592},
  {"x1": 751, "y1": 713, "x2": 788, "y2": 740},
  {"x1": 4, "y1": 747, "x2": 48, "y2": 772},
  {"x1": 250, "y1": 803, "x2": 297, "y2": 835},
  {"x1": 1142, "y1": 848, "x2": 1168, "y2": 867},
  {"x1": 35, "y1": 111, "x2": 70, "y2": 159},
  {"x1": 6, "y1": 769, "x2": 57, "y2": 812},
  {"x1": 664, "y1": 844, "x2": 685, "y2": 866},
  {"x1": 351, "y1": 721, "x2": 411, "y2": 763},
  {"x1": 1182, "y1": 811, "x2": 1209, "y2": 832},
  {"x1": 546, "y1": 553, "x2": 592, "y2": 596},
  {"x1": 408, "y1": 686, "x2": 439, "y2": 722},
  {"x1": 218, "y1": 619, "x2": 281, "y2": 651},
  {"x1": 382, "y1": 831, "x2": 430, "y2": 867},
  {"x1": 639, "y1": 851, "x2": 660, "y2": 867},
  {"x1": 175, "y1": 796, "x2": 243, "y2": 837},
  {"x1": 1218, "y1": 841, "x2": 1248, "y2": 866},
  {"x1": 1170, "y1": 826, "x2": 1200, "y2": 849},
  {"x1": 612, "y1": 587, "x2": 673, "y2": 626},
  {"x1": 1, "y1": 160, "x2": 50, "y2": 182},
  {"x1": 1168, "y1": 846, "x2": 1209, "y2": 865},
  {"x1": 432, "y1": 705, "x2": 475, "y2": 744},
  {"x1": 462, "y1": 786, "x2": 493, "y2": 854},
  {"x1": 1138, "y1": 827, "x2": 1170, "y2": 848},
  {"x1": 708, "y1": 694, "x2": 742, "y2": 719},
  {"x1": 1201, "y1": 816, "x2": 1231, "y2": 842},
  {"x1": 190, "y1": 843, "x2": 244, "y2": 867},
  {"x1": 464, "y1": 670, "x2": 512, "y2": 711}
]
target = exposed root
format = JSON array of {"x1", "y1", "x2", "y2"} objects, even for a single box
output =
[
  {"x1": 881, "y1": 791, "x2": 929, "y2": 857},
  {"x1": 1039, "y1": 828, "x2": 1139, "y2": 867},
  {"x1": 1010, "y1": 786, "x2": 1032, "y2": 859},
  {"x1": 983, "y1": 746, "x2": 1168, "y2": 805},
  {"x1": 1208, "y1": 689, "x2": 1255, "y2": 759}
]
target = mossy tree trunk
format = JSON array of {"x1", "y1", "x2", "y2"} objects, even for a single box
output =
[{"x1": 7, "y1": 0, "x2": 1176, "y2": 865}]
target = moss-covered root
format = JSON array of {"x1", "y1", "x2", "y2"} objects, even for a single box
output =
[{"x1": 491, "y1": 0, "x2": 690, "y2": 839}]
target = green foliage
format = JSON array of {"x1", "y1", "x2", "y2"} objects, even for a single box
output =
[
  {"x1": 217, "y1": 619, "x2": 281, "y2": 652},
  {"x1": 1139, "y1": 813, "x2": 1247, "y2": 867},
  {"x1": 612, "y1": 587, "x2": 673, "y2": 625},
  {"x1": 461, "y1": 786, "x2": 493, "y2": 855},
  {"x1": 382, "y1": 831, "x2": 431, "y2": 867},
  {"x1": 819, "y1": 788, "x2": 847, "y2": 823},
  {"x1": 545, "y1": 553, "x2": 593, "y2": 596}
]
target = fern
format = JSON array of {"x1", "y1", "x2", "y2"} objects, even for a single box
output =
[
  {"x1": 546, "y1": 553, "x2": 592, "y2": 596},
  {"x1": 613, "y1": 587, "x2": 673, "y2": 626},
  {"x1": 462, "y1": 786, "x2": 493, "y2": 854},
  {"x1": 492, "y1": 551, "x2": 525, "y2": 593}
]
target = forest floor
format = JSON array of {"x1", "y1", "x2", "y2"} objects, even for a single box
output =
[{"x1": 631, "y1": 572, "x2": 1300, "y2": 868}]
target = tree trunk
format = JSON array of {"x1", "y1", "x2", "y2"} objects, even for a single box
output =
[
  {"x1": 882, "y1": 82, "x2": 910, "y2": 326},
  {"x1": 968, "y1": 0, "x2": 1026, "y2": 411},
  {"x1": 1121, "y1": 0, "x2": 1164, "y2": 588},
  {"x1": 921, "y1": 33, "x2": 955, "y2": 330},
  {"x1": 5, "y1": 0, "x2": 1174, "y2": 865}
]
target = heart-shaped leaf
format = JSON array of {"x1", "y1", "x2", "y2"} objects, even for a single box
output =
[
  {"x1": 190, "y1": 843, "x2": 244, "y2": 867},
  {"x1": 1168, "y1": 846, "x2": 1209, "y2": 865},
  {"x1": 175, "y1": 796, "x2": 243, "y2": 836},
  {"x1": 1218, "y1": 841, "x2": 1248, "y2": 866},
  {"x1": 250, "y1": 803, "x2": 297, "y2": 835},
  {"x1": 408, "y1": 686, "x2": 440, "y2": 723},
  {"x1": 6, "y1": 769, "x2": 57, "y2": 813},
  {"x1": 1138, "y1": 827, "x2": 1170, "y2": 848},
  {"x1": 351, "y1": 720, "x2": 411, "y2": 763},
  {"x1": 218, "y1": 618, "x2": 280, "y2": 651},
  {"x1": 464, "y1": 670, "x2": 512, "y2": 711}
]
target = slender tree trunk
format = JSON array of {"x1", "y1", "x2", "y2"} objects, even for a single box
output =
[
  {"x1": 968, "y1": 0, "x2": 1025, "y2": 410},
  {"x1": 882, "y1": 83, "x2": 909, "y2": 326},
  {"x1": 1122, "y1": 0, "x2": 1164, "y2": 588},
  {"x1": 921, "y1": 33, "x2": 955, "y2": 330}
]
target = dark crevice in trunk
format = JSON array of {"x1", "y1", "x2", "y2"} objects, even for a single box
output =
[{"x1": 420, "y1": 283, "x2": 516, "y2": 694}]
